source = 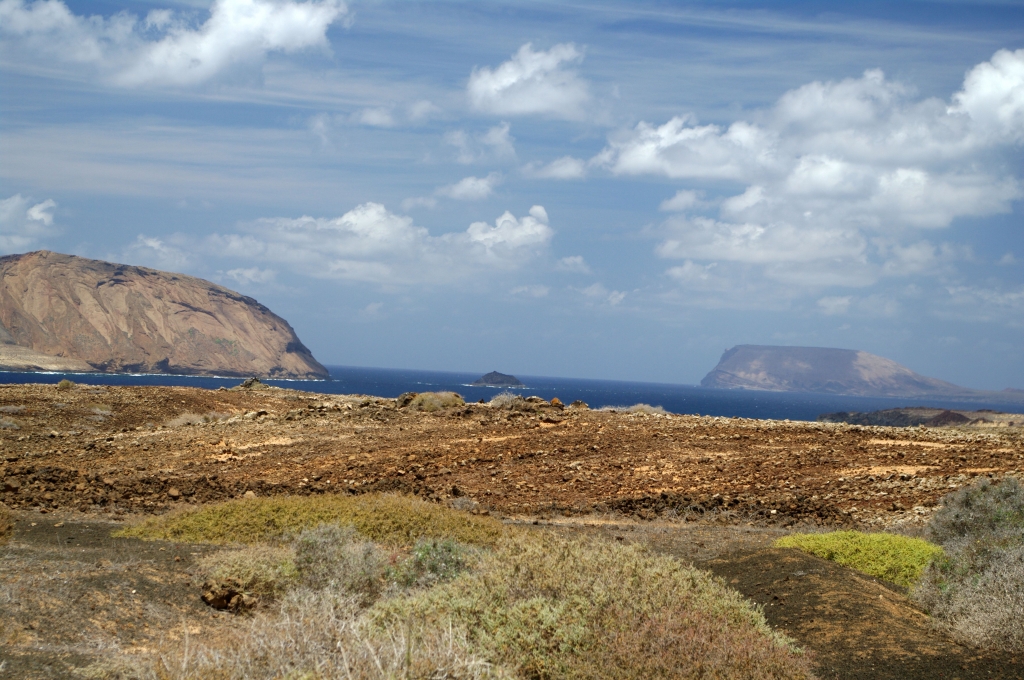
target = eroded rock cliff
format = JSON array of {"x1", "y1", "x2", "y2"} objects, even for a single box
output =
[{"x1": 0, "y1": 251, "x2": 328, "y2": 379}]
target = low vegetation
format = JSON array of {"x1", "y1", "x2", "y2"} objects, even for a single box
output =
[
  {"x1": 116, "y1": 492, "x2": 505, "y2": 546},
  {"x1": 406, "y1": 391, "x2": 466, "y2": 412},
  {"x1": 56, "y1": 378, "x2": 74, "y2": 391},
  {"x1": 913, "y1": 476, "x2": 1024, "y2": 652},
  {"x1": 774, "y1": 531, "x2": 943, "y2": 588},
  {"x1": 374, "y1": 531, "x2": 814, "y2": 679},
  {"x1": 600, "y1": 403, "x2": 669, "y2": 415},
  {"x1": 165, "y1": 410, "x2": 229, "y2": 427},
  {"x1": 142, "y1": 493, "x2": 814, "y2": 679}
]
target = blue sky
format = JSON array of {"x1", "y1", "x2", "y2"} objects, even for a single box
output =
[{"x1": 1, "y1": 0, "x2": 1022, "y2": 389}]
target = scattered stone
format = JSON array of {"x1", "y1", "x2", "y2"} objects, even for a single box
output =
[{"x1": 168, "y1": 488, "x2": 181, "y2": 500}]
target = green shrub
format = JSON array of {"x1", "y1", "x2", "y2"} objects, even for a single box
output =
[
  {"x1": 372, "y1": 532, "x2": 815, "y2": 680},
  {"x1": 55, "y1": 378, "x2": 74, "y2": 391},
  {"x1": 116, "y1": 492, "x2": 504, "y2": 547},
  {"x1": 913, "y1": 476, "x2": 1024, "y2": 651},
  {"x1": 407, "y1": 391, "x2": 465, "y2": 412},
  {"x1": 926, "y1": 475, "x2": 1024, "y2": 545},
  {"x1": 774, "y1": 531, "x2": 943, "y2": 588},
  {"x1": 391, "y1": 538, "x2": 474, "y2": 588},
  {"x1": 488, "y1": 392, "x2": 526, "y2": 409},
  {"x1": 292, "y1": 524, "x2": 388, "y2": 604}
]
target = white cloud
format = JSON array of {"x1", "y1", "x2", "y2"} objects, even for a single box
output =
[
  {"x1": 998, "y1": 252, "x2": 1017, "y2": 265},
  {"x1": 445, "y1": 122, "x2": 515, "y2": 164},
  {"x1": 436, "y1": 173, "x2": 501, "y2": 201},
  {"x1": 0, "y1": 0, "x2": 348, "y2": 87},
  {"x1": 556, "y1": 255, "x2": 590, "y2": 273},
  {"x1": 942, "y1": 284, "x2": 1024, "y2": 325},
  {"x1": 120, "y1": 234, "x2": 190, "y2": 271},
  {"x1": 466, "y1": 205, "x2": 551, "y2": 253},
  {"x1": 408, "y1": 100, "x2": 442, "y2": 123},
  {"x1": 0, "y1": 193, "x2": 56, "y2": 253},
  {"x1": 523, "y1": 156, "x2": 587, "y2": 180},
  {"x1": 203, "y1": 202, "x2": 552, "y2": 286},
  {"x1": 400, "y1": 196, "x2": 437, "y2": 211},
  {"x1": 224, "y1": 266, "x2": 275, "y2": 285},
  {"x1": 817, "y1": 295, "x2": 852, "y2": 315},
  {"x1": 578, "y1": 282, "x2": 626, "y2": 306},
  {"x1": 666, "y1": 260, "x2": 717, "y2": 283},
  {"x1": 354, "y1": 107, "x2": 395, "y2": 127},
  {"x1": 598, "y1": 49, "x2": 1024, "y2": 290},
  {"x1": 510, "y1": 285, "x2": 549, "y2": 298},
  {"x1": 660, "y1": 189, "x2": 701, "y2": 212},
  {"x1": 467, "y1": 43, "x2": 590, "y2": 120},
  {"x1": 951, "y1": 48, "x2": 1024, "y2": 143}
]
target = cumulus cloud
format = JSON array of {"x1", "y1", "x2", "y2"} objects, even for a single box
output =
[
  {"x1": 467, "y1": 43, "x2": 590, "y2": 120},
  {"x1": 594, "y1": 49, "x2": 1024, "y2": 291},
  {"x1": 556, "y1": 255, "x2": 590, "y2": 273},
  {"x1": 445, "y1": 122, "x2": 516, "y2": 164},
  {"x1": 0, "y1": 194, "x2": 56, "y2": 253},
  {"x1": 522, "y1": 156, "x2": 587, "y2": 180},
  {"x1": 578, "y1": 282, "x2": 626, "y2": 306},
  {"x1": 203, "y1": 202, "x2": 552, "y2": 285},
  {"x1": 660, "y1": 189, "x2": 702, "y2": 212},
  {"x1": 436, "y1": 173, "x2": 501, "y2": 201},
  {"x1": 120, "y1": 234, "x2": 191, "y2": 271},
  {"x1": 224, "y1": 266, "x2": 276, "y2": 286},
  {"x1": 0, "y1": 0, "x2": 348, "y2": 87}
]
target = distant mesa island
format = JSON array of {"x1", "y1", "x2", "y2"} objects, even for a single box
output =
[
  {"x1": 701, "y1": 344, "x2": 1022, "y2": 401},
  {"x1": 472, "y1": 371, "x2": 525, "y2": 387},
  {"x1": 0, "y1": 251, "x2": 328, "y2": 380}
]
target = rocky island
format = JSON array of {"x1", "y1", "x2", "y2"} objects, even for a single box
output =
[
  {"x1": 0, "y1": 251, "x2": 328, "y2": 379},
  {"x1": 471, "y1": 371, "x2": 525, "y2": 387},
  {"x1": 701, "y1": 345, "x2": 989, "y2": 399}
]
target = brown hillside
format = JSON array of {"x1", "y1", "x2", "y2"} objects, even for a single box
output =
[{"x1": 0, "y1": 251, "x2": 327, "y2": 379}]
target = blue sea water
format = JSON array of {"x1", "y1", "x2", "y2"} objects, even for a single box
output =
[{"x1": 0, "y1": 365, "x2": 1019, "y2": 422}]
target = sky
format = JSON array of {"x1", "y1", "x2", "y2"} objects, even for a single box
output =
[{"x1": 1, "y1": 0, "x2": 1022, "y2": 389}]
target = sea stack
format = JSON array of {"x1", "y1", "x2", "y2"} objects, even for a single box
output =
[
  {"x1": 0, "y1": 251, "x2": 328, "y2": 379},
  {"x1": 472, "y1": 371, "x2": 525, "y2": 387}
]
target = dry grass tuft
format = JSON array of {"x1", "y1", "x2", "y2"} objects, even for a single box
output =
[
  {"x1": 149, "y1": 588, "x2": 511, "y2": 679},
  {"x1": 165, "y1": 411, "x2": 229, "y2": 427},
  {"x1": 406, "y1": 391, "x2": 466, "y2": 412},
  {"x1": 774, "y1": 531, "x2": 943, "y2": 588},
  {"x1": 0, "y1": 503, "x2": 12, "y2": 545},
  {"x1": 197, "y1": 545, "x2": 298, "y2": 608},
  {"x1": 116, "y1": 493, "x2": 505, "y2": 547},
  {"x1": 373, "y1": 531, "x2": 816, "y2": 679}
]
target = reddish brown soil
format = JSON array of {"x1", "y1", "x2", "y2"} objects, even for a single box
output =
[{"x1": 1, "y1": 383, "x2": 1021, "y2": 527}]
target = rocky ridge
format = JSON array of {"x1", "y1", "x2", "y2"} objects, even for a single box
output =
[{"x1": 0, "y1": 251, "x2": 328, "y2": 379}]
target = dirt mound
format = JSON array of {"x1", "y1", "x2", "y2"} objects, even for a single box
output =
[
  {"x1": 926, "y1": 410, "x2": 972, "y2": 427},
  {"x1": 703, "y1": 548, "x2": 1022, "y2": 679}
]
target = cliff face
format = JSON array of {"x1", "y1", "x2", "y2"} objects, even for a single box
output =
[
  {"x1": 0, "y1": 251, "x2": 328, "y2": 379},
  {"x1": 700, "y1": 345, "x2": 971, "y2": 398}
]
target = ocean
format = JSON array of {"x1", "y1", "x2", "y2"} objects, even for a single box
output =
[{"x1": 0, "y1": 364, "x2": 1018, "y2": 422}]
